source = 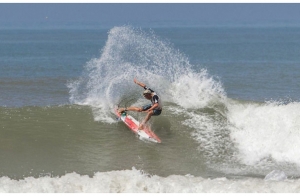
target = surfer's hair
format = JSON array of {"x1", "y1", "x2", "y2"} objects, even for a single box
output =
[{"x1": 143, "y1": 89, "x2": 152, "y2": 95}]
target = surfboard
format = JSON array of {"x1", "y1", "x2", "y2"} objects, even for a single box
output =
[{"x1": 115, "y1": 107, "x2": 161, "y2": 143}]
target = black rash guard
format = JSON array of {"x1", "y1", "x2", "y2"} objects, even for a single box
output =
[{"x1": 144, "y1": 86, "x2": 162, "y2": 110}]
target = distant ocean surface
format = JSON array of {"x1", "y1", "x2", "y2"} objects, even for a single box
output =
[{"x1": 1, "y1": 22, "x2": 300, "y2": 192}]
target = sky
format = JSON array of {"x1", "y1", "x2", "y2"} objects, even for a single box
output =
[{"x1": 1, "y1": 3, "x2": 300, "y2": 27}]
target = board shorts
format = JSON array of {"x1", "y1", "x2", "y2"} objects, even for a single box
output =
[{"x1": 142, "y1": 104, "x2": 162, "y2": 116}]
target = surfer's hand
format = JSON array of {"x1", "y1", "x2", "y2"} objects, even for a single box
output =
[{"x1": 145, "y1": 109, "x2": 152, "y2": 113}]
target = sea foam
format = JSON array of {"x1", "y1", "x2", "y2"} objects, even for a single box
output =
[
  {"x1": 227, "y1": 100, "x2": 300, "y2": 166},
  {"x1": 0, "y1": 168, "x2": 299, "y2": 193}
]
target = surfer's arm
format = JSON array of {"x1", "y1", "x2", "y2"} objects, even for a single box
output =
[{"x1": 134, "y1": 78, "x2": 146, "y2": 88}]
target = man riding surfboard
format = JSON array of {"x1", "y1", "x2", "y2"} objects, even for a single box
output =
[{"x1": 118, "y1": 78, "x2": 162, "y2": 130}]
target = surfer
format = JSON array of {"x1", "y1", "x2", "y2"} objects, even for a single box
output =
[{"x1": 118, "y1": 78, "x2": 162, "y2": 130}]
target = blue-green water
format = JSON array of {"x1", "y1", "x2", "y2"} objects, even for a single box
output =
[{"x1": 1, "y1": 24, "x2": 300, "y2": 192}]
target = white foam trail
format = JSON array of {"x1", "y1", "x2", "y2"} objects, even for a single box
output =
[{"x1": 0, "y1": 169, "x2": 299, "y2": 193}]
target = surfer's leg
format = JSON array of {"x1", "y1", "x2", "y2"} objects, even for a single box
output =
[
  {"x1": 141, "y1": 104, "x2": 152, "y2": 111},
  {"x1": 118, "y1": 106, "x2": 142, "y2": 113},
  {"x1": 138, "y1": 110, "x2": 153, "y2": 130},
  {"x1": 127, "y1": 106, "x2": 143, "y2": 112}
]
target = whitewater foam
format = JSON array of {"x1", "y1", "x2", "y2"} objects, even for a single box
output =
[
  {"x1": 167, "y1": 98, "x2": 300, "y2": 176},
  {"x1": 227, "y1": 100, "x2": 300, "y2": 167},
  {"x1": 0, "y1": 168, "x2": 299, "y2": 193}
]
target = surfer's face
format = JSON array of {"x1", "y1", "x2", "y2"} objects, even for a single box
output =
[{"x1": 143, "y1": 94, "x2": 151, "y2": 100}]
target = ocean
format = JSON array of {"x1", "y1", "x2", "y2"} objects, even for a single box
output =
[{"x1": 1, "y1": 23, "x2": 300, "y2": 192}]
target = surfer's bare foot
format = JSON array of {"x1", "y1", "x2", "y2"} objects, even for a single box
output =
[{"x1": 138, "y1": 123, "x2": 144, "y2": 130}]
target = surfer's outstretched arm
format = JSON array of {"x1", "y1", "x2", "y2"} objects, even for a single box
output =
[{"x1": 134, "y1": 78, "x2": 146, "y2": 88}]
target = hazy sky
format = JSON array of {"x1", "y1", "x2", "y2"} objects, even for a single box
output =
[{"x1": 1, "y1": 3, "x2": 300, "y2": 26}]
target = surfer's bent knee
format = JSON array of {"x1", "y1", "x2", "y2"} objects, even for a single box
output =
[{"x1": 152, "y1": 109, "x2": 162, "y2": 116}]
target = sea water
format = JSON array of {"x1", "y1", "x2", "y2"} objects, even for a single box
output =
[{"x1": 1, "y1": 23, "x2": 300, "y2": 192}]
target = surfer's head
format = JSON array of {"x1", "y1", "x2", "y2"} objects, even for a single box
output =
[{"x1": 143, "y1": 89, "x2": 152, "y2": 99}]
